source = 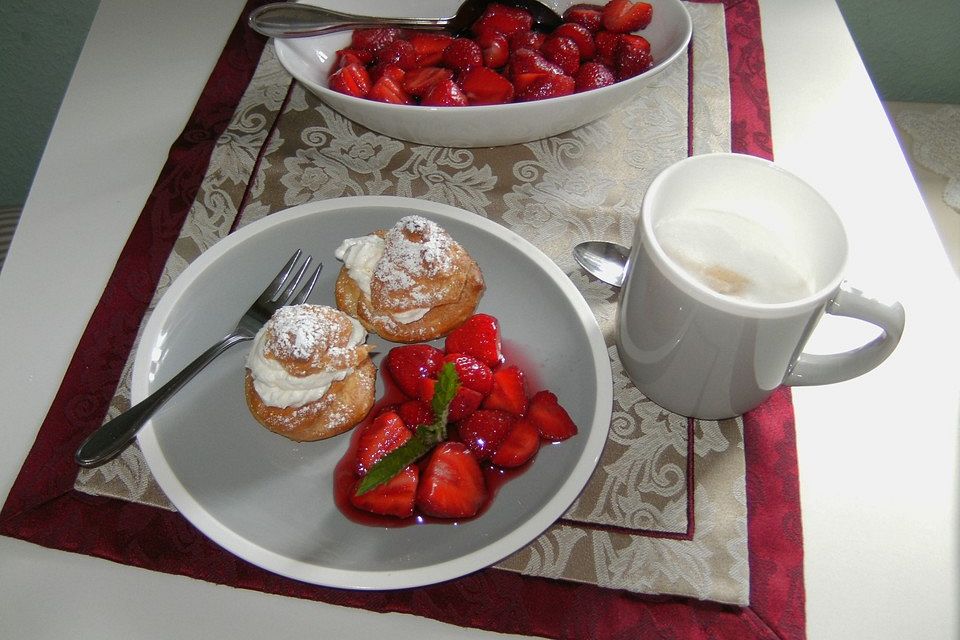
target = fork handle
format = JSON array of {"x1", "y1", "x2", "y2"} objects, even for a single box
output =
[{"x1": 75, "y1": 332, "x2": 252, "y2": 467}]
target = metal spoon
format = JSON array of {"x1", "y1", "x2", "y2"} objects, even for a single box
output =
[
  {"x1": 573, "y1": 241, "x2": 631, "y2": 288},
  {"x1": 248, "y1": 0, "x2": 563, "y2": 39}
]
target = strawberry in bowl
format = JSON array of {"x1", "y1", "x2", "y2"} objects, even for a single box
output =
[{"x1": 272, "y1": 0, "x2": 692, "y2": 146}]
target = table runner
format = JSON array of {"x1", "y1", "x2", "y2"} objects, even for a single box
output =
[{"x1": 1, "y1": 1, "x2": 805, "y2": 638}]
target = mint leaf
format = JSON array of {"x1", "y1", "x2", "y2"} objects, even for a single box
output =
[
  {"x1": 354, "y1": 428, "x2": 435, "y2": 496},
  {"x1": 354, "y1": 363, "x2": 460, "y2": 496}
]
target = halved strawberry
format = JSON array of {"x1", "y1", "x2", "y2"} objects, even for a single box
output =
[
  {"x1": 459, "y1": 409, "x2": 515, "y2": 460},
  {"x1": 563, "y1": 4, "x2": 604, "y2": 32},
  {"x1": 420, "y1": 377, "x2": 484, "y2": 422},
  {"x1": 354, "y1": 410, "x2": 412, "y2": 476},
  {"x1": 328, "y1": 63, "x2": 371, "y2": 98},
  {"x1": 527, "y1": 390, "x2": 578, "y2": 441},
  {"x1": 601, "y1": 0, "x2": 653, "y2": 33},
  {"x1": 385, "y1": 344, "x2": 445, "y2": 398},
  {"x1": 421, "y1": 78, "x2": 469, "y2": 106},
  {"x1": 615, "y1": 33, "x2": 653, "y2": 80},
  {"x1": 508, "y1": 30, "x2": 546, "y2": 52},
  {"x1": 460, "y1": 66, "x2": 515, "y2": 105},
  {"x1": 575, "y1": 61, "x2": 616, "y2": 92},
  {"x1": 516, "y1": 72, "x2": 575, "y2": 101},
  {"x1": 542, "y1": 36, "x2": 581, "y2": 75},
  {"x1": 367, "y1": 75, "x2": 412, "y2": 104},
  {"x1": 444, "y1": 314, "x2": 502, "y2": 367},
  {"x1": 482, "y1": 365, "x2": 527, "y2": 415},
  {"x1": 416, "y1": 442, "x2": 487, "y2": 519},
  {"x1": 397, "y1": 399, "x2": 435, "y2": 428},
  {"x1": 476, "y1": 30, "x2": 510, "y2": 68},
  {"x1": 334, "y1": 48, "x2": 373, "y2": 70},
  {"x1": 552, "y1": 22, "x2": 596, "y2": 60},
  {"x1": 402, "y1": 66, "x2": 453, "y2": 97},
  {"x1": 377, "y1": 38, "x2": 417, "y2": 71},
  {"x1": 409, "y1": 33, "x2": 455, "y2": 67},
  {"x1": 471, "y1": 3, "x2": 534, "y2": 37},
  {"x1": 442, "y1": 37, "x2": 483, "y2": 72},
  {"x1": 490, "y1": 416, "x2": 540, "y2": 467},
  {"x1": 508, "y1": 48, "x2": 564, "y2": 78},
  {"x1": 443, "y1": 353, "x2": 494, "y2": 395},
  {"x1": 350, "y1": 465, "x2": 419, "y2": 518},
  {"x1": 350, "y1": 27, "x2": 401, "y2": 55},
  {"x1": 593, "y1": 30, "x2": 621, "y2": 66}
]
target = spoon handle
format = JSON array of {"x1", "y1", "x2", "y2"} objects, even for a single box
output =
[{"x1": 248, "y1": 3, "x2": 451, "y2": 38}]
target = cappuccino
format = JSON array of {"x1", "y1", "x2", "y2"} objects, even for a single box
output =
[{"x1": 655, "y1": 208, "x2": 813, "y2": 304}]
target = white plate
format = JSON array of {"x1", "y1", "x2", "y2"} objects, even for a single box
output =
[{"x1": 135, "y1": 196, "x2": 611, "y2": 589}]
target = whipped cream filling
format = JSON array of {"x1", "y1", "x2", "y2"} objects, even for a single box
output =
[
  {"x1": 335, "y1": 234, "x2": 430, "y2": 323},
  {"x1": 246, "y1": 315, "x2": 366, "y2": 409}
]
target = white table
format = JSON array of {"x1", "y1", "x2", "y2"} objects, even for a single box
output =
[{"x1": 1, "y1": 1, "x2": 957, "y2": 637}]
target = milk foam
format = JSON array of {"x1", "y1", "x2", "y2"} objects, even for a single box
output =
[{"x1": 655, "y1": 208, "x2": 814, "y2": 304}]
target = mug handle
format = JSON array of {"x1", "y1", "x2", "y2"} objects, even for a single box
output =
[{"x1": 784, "y1": 284, "x2": 905, "y2": 386}]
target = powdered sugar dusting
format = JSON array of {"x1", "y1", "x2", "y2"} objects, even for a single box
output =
[
  {"x1": 374, "y1": 215, "x2": 456, "y2": 302},
  {"x1": 267, "y1": 304, "x2": 336, "y2": 360}
]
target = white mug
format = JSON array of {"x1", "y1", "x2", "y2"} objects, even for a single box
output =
[{"x1": 616, "y1": 153, "x2": 905, "y2": 419}]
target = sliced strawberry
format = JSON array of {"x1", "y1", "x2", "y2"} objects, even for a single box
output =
[
  {"x1": 334, "y1": 48, "x2": 373, "y2": 70},
  {"x1": 471, "y1": 3, "x2": 534, "y2": 37},
  {"x1": 593, "y1": 30, "x2": 621, "y2": 66},
  {"x1": 508, "y1": 48, "x2": 564, "y2": 78},
  {"x1": 350, "y1": 28, "x2": 401, "y2": 55},
  {"x1": 615, "y1": 33, "x2": 653, "y2": 79},
  {"x1": 420, "y1": 377, "x2": 484, "y2": 423},
  {"x1": 482, "y1": 365, "x2": 527, "y2": 415},
  {"x1": 354, "y1": 410, "x2": 412, "y2": 476},
  {"x1": 575, "y1": 61, "x2": 616, "y2": 92},
  {"x1": 402, "y1": 66, "x2": 453, "y2": 97},
  {"x1": 397, "y1": 399, "x2": 435, "y2": 428},
  {"x1": 476, "y1": 30, "x2": 510, "y2": 68},
  {"x1": 490, "y1": 416, "x2": 540, "y2": 467},
  {"x1": 421, "y1": 78, "x2": 469, "y2": 106},
  {"x1": 601, "y1": 0, "x2": 653, "y2": 33},
  {"x1": 350, "y1": 465, "x2": 419, "y2": 518},
  {"x1": 442, "y1": 37, "x2": 483, "y2": 72},
  {"x1": 508, "y1": 30, "x2": 545, "y2": 52},
  {"x1": 416, "y1": 442, "x2": 487, "y2": 519},
  {"x1": 564, "y1": 4, "x2": 604, "y2": 32},
  {"x1": 385, "y1": 344, "x2": 445, "y2": 398},
  {"x1": 527, "y1": 390, "x2": 578, "y2": 441},
  {"x1": 368, "y1": 75, "x2": 412, "y2": 104},
  {"x1": 370, "y1": 63, "x2": 406, "y2": 84},
  {"x1": 409, "y1": 33, "x2": 455, "y2": 67},
  {"x1": 377, "y1": 38, "x2": 417, "y2": 71},
  {"x1": 460, "y1": 66, "x2": 515, "y2": 105},
  {"x1": 459, "y1": 409, "x2": 515, "y2": 460},
  {"x1": 443, "y1": 353, "x2": 494, "y2": 395},
  {"x1": 328, "y1": 63, "x2": 371, "y2": 98},
  {"x1": 552, "y1": 22, "x2": 596, "y2": 60},
  {"x1": 542, "y1": 36, "x2": 581, "y2": 75},
  {"x1": 516, "y1": 72, "x2": 575, "y2": 101},
  {"x1": 444, "y1": 314, "x2": 502, "y2": 367}
]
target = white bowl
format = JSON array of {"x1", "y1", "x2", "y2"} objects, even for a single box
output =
[{"x1": 273, "y1": 0, "x2": 692, "y2": 147}]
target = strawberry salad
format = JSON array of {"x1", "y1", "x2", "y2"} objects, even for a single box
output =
[
  {"x1": 337, "y1": 313, "x2": 579, "y2": 522},
  {"x1": 328, "y1": 0, "x2": 655, "y2": 106}
]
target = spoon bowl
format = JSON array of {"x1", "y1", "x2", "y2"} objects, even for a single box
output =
[
  {"x1": 249, "y1": 0, "x2": 563, "y2": 39},
  {"x1": 573, "y1": 241, "x2": 631, "y2": 287}
]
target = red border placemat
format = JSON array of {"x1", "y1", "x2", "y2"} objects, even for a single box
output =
[{"x1": 1, "y1": 2, "x2": 804, "y2": 637}]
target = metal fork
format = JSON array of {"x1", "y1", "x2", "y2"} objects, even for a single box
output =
[{"x1": 75, "y1": 250, "x2": 322, "y2": 467}]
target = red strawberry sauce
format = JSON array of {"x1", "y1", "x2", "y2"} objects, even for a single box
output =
[{"x1": 333, "y1": 346, "x2": 541, "y2": 528}]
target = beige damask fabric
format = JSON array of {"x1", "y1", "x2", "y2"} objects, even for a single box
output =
[{"x1": 76, "y1": 3, "x2": 750, "y2": 605}]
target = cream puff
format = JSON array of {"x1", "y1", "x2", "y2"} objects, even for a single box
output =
[
  {"x1": 334, "y1": 215, "x2": 485, "y2": 343},
  {"x1": 244, "y1": 304, "x2": 375, "y2": 441}
]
